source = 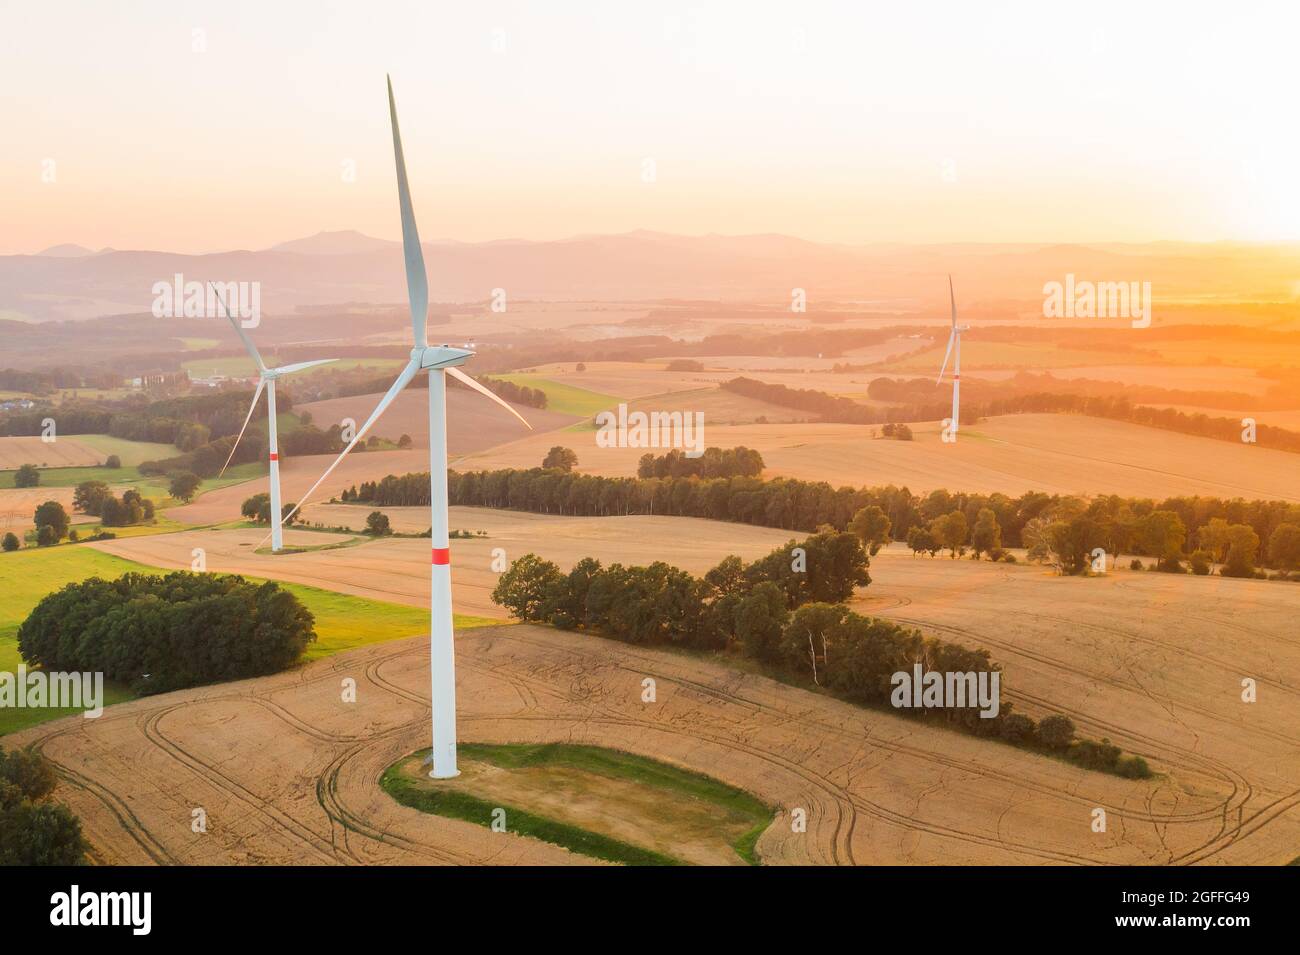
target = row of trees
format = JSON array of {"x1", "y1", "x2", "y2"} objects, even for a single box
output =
[
  {"x1": 721, "y1": 376, "x2": 955, "y2": 425},
  {"x1": 492, "y1": 533, "x2": 1148, "y2": 777},
  {"x1": 345, "y1": 465, "x2": 1300, "y2": 575},
  {"x1": 18, "y1": 572, "x2": 316, "y2": 695},
  {"x1": 636, "y1": 446, "x2": 765, "y2": 479},
  {"x1": 982, "y1": 392, "x2": 1300, "y2": 454},
  {"x1": 470, "y1": 375, "x2": 547, "y2": 409},
  {"x1": 240, "y1": 492, "x2": 298, "y2": 526},
  {"x1": 72, "y1": 482, "x2": 157, "y2": 528}
]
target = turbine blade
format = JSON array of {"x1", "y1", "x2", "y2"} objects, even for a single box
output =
[
  {"x1": 273, "y1": 358, "x2": 337, "y2": 376},
  {"x1": 948, "y1": 274, "x2": 957, "y2": 329},
  {"x1": 446, "y1": 366, "x2": 533, "y2": 430},
  {"x1": 936, "y1": 331, "x2": 956, "y2": 385},
  {"x1": 272, "y1": 357, "x2": 420, "y2": 534},
  {"x1": 210, "y1": 283, "x2": 267, "y2": 373},
  {"x1": 387, "y1": 76, "x2": 429, "y2": 349},
  {"x1": 219, "y1": 378, "x2": 265, "y2": 477}
]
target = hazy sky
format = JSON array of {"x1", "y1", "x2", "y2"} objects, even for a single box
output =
[{"x1": 3, "y1": 0, "x2": 1297, "y2": 253}]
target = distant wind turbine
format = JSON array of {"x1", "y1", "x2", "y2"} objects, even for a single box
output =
[
  {"x1": 276, "y1": 76, "x2": 533, "y2": 778},
  {"x1": 211, "y1": 286, "x2": 336, "y2": 552},
  {"x1": 936, "y1": 275, "x2": 970, "y2": 440}
]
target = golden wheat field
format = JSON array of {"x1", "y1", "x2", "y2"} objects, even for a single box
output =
[
  {"x1": 453, "y1": 412, "x2": 1300, "y2": 501},
  {"x1": 17, "y1": 519, "x2": 1295, "y2": 865}
]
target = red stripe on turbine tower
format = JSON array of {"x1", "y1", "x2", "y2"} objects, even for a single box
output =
[
  {"x1": 432, "y1": 547, "x2": 450, "y2": 565},
  {"x1": 269, "y1": 452, "x2": 279, "y2": 461}
]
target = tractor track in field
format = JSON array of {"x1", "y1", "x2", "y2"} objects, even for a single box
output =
[
  {"x1": 10, "y1": 621, "x2": 1284, "y2": 866},
  {"x1": 880, "y1": 612, "x2": 1294, "y2": 863}
]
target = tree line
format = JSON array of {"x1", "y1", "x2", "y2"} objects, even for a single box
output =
[
  {"x1": 340, "y1": 465, "x2": 1300, "y2": 578},
  {"x1": 636, "y1": 446, "x2": 765, "y2": 479},
  {"x1": 721, "y1": 376, "x2": 956, "y2": 425},
  {"x1": 981, "y1": 392, "x2": 1300, "y2": 454},
  {"x1": 492, "y1": 531, "x2": 1148, "y2": 778}
]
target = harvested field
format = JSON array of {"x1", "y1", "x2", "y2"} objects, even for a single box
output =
[
  {"x1": 11, "y1": 569, "x2": 1298, "y2": 864},
  {"x1": 167, "y1": 449, "x2": 436, "y2": 526},
  {"x1": 0, "y1": 486, "x2": 101, "y2": 535},
  {"x1": 962, "y1": 364, "x2": 1276, "y2": 396},
  {"x1": 454, "y1": 413, "x2": 1300, "y2": 501},
  {"x1": 92, "y1": 513, "x2": 801, "y2": 618},
  {"x1": 297, "y1": 385, "x2": 575, "y2": 452},
  {"x1": 0, "y1": 435, "x2": 105, "y2": 470}
]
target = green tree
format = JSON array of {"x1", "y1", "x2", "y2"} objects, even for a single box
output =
[
  {"x1": 906, "y1": 525, "x2": 938, "y2": 557},
  {"x1": 969, "y1": 508, "x2": 1002, "y2": 559},
  {"x1": 1, "y1": 533, "x2": 18, "y2": 552},
  {"x1": 929, "y1": 511, "x2": 968, "y2": 558},
  {"x1": 780, "y1": 603, "x2": 849, "y2": 685},
  {"x1": 13, "y1": 464, "x2": 39, "y2": 488},
  {"x1": 849, "y1": 504, "x2": 892, "y2": 556},
  {"x1": 733, "y1": 581, "x2": 788, "y2": 661},
  {"x1": 1037, "y1": 714, "x2": 1076, "y2": 750},
  {"x1": 542, "y1": 446, "x2": 579, "y2": 472},
  {"x1": 32, "y1": 500, "x2": 69, "y2": 540},
  {"x1": 1137, "y1": 510, "x2": 1186, "y2": 566},
  {"x1": 104, "y1": 454, "x2": 122, "y2": 469},
  {"x1": 35, "y1": 525, "x2": 57, "y2": 547},
  {"x1": 491, "y1": 554, "x2": 564, "y2": 621},
  {"x1": 242, "y1": 492, "x2": 271, "y2": 522},
  {"x1": 1221, "y1": 523, "x2": 1260, "y2": 578},
  {"x1": 1197, "y1": 517, "x2": 1232, "y2": 565},
  {"x1": 72, "y1": 480, "x2": 111, "y2": 515},
  {"x1": 1267, "y1": 523, "x2": 1300, "y2": 571},
  {"x1": 168, "y1": 470, "x2": 202, "y2": 503},
  {"x1": 365, "y1": 511, "x2": 392, "y2": 536}
]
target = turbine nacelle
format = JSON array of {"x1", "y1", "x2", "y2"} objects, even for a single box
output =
[
  {"x1": 416, "y1": 345, "x2": 474, "y2": 369},
  {"x1": 260, "y1": 358, "x2": 338, "y2": 381}
]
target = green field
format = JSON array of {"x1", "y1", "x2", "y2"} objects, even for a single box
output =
[
  {"x1": 492, "y1": 374, "x2": 619, "y2": 418},
  {"x1": 0, "y1": 459, "x2": 263, "y2": 498},
  {"x1": 381, "y1": 742, "x2": 773, "y2": 865},
  {"x1": 0, "y1": 544, "x2": 499, "y2": 734}
]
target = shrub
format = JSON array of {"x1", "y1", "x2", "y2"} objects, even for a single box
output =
[
  {"x1": 1129, "y1": 558, "x2": 1144, "y2": 571},
  {"x1": 0, "y1": 746, "x2": 87, "y2": 865},
  {"x1": 1116, "y1": 754, "x2": 1152, "y2": 779},
  {"x1": 18, "y1": 572, "x2": 316, "y2": 694},
  {"x1": 1, "y1": 533, "x2": 18, "y2": 552},
  {"x1": 35, "y1": 525, "x2": 57, "y2": 547},
  {"x1": 104, "y1": 454, "x2": 122, "y2": 469},
  {"x1": 1036, "y1": 714, "x2": 1076, "y2": 750},
  {"x1": 1000, "y1": 713, "x2": 1036, "y2": 743},
  {"x1": 1189, "y1": 550, "x2": 1211, "y2": 576},
  {"x1": 13, "y1": 464, "x2": 39, "y2": 487}
]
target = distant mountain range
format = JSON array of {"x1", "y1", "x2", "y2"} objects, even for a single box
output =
[{"x1": 6, "y1": 230, "x2": 1300, "y2": 322}]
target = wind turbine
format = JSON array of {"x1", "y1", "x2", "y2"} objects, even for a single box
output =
[
  {"x1": 276, "y1": 76, "x2": 532, "y2": 778},
  {"x1": 211, "y1": 286, "x2": 336, "y2": 552},
  {"x1": 936, "y1": 275, "x2": 970, "y2": 439}
]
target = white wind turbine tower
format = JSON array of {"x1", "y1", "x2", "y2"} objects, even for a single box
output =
[
  {"x1": 936, "y1": 275, "x2": 970, "y2": 439},
  {"x1": 277, "y1": 76, "x2": 533, "y2": 778},
  {"x1": 211, "y1": 286, "x2": 336, "y2": 552}
]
